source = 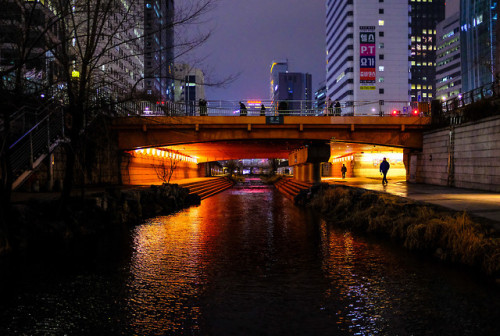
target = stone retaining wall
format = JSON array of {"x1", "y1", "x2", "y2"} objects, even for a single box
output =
[{"x1": 412, "y1": 115, "x2": 500, "y2": 192}]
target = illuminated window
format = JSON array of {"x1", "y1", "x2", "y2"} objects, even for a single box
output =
[
  {"x1": 379, "y1": 77, "x2": 385, "y2": 82},
  {"x1": 379, "y1": 43, "x2": 384, "y2": 48},
  {"x1": 378, "y1": 66, "x2": 384, "y2": 71},
  {"x1": 411, "y1": 61, "x2": 416, "y2": 66},
  {"x1": 411, "y1": 84, "x2": 416, "y2": 89},
  {"x1": 417, "y1": 85, "x2": 421, "y2": 89},
  {"x1": 423, "y1": 29, "x2": 427, "y2": 34},
  {"x1": 378, "y1": 20, "x2": 384, "y2": 26}
]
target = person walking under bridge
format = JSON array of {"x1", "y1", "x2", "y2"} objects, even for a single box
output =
[{"x1": 379, "y1": 157, "x2": 390, "y2": 185}]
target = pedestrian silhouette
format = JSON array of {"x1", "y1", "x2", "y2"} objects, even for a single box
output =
[
  {"x1": 341, "y1": 164, "x2": 347, "y2": 178},
  {"x1": 379, "y1": 157, "x2": 390, "y2": 185},
  {"x1": 239, "y1": 102, "x2": 247, "y2": 116},
  {"x1": 334, "y1": 100, "x2": 341, "y2": 116},
  {"x1": 260, "y1": 104, "x2": 266, "y2": 116},
  {"x1": 199, "y1": 99, "x2": 207, "y2": 116},
  {"x1": 326, "y1": 97, "x2": 333, "y2": 116}
]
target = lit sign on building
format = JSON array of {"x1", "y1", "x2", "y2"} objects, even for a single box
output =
[
  {"x1": 360, "y1": 28, "x2": 376, "y2": 89},
  {"x1": 247, "y1": 100, "x2": 262, "y2": 107}
]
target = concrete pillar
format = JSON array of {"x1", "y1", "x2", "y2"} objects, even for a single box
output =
[
  {"x1": 403, "y1": 148, "x2": 411, "y2": 181},
  {"x1": 293, "y1": 163, "x2": 322, "y2": 183}
]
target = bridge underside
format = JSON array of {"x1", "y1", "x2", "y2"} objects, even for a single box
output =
[
  {"x1": 113, "y1": 116, "x2": 429, "y2": 163},
  {"x1": 159, "y1": 139, "x2": 396, "y2": 163}
]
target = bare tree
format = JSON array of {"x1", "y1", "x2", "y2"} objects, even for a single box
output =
[
  {"x1": 0, "y1": 0, "x2": 63, "y2": 247},
  {"x1": 152, "y1": 152, "x2": 181, "y2": 184},
  {"x1": 0, "y1": 0, "x2": 218, "y2": 218}
]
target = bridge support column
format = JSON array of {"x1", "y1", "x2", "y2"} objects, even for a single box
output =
[
  {"x1": 289, "y1": 142, "x2": 331, "y2": 184},
  {"x1": 199, "y1": 162, "x2": 212, "y2": 177},
  {"x1": 294, "y1": 163, "x2": 322, "y2": 183}
]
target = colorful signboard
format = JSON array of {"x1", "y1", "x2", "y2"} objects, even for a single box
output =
[{"x1": 359, "y1": 29, "x2": 376, "y2": 86}]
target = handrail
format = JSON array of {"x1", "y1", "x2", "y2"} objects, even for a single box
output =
[
  {"x1": 437, "y1": 80, "x2": 500, "y2": 126},
  {"x1": 117, "y1": 99, "x2": 430, "y2": 117},
  {"x1": 9, "y1": 105, "x2": 65, "y2": 189}
]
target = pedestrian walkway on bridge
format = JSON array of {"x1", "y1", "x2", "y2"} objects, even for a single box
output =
[{"x1": 323, "y1": 177, "x2": 500, "y2": 230}]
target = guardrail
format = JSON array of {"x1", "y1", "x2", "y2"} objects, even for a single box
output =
[
  {"x1": 9, "y1": 107, "x2": 65, "y2": 189},
  {"x1": 441, "y1": 81, "x2": 499, "y2": 113},
  {"x1": 123, "y1": 99, "x2": 430, "y2": 117}
]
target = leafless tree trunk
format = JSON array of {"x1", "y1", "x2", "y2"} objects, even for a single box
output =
[
  {"x1": 153, "y1": 155, "x2": 180, "y2": 184},
  {"x1": 1, "y1": 0, "x2": 220, "y2": 219}
]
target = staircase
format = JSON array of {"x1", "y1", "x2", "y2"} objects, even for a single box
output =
[
  {"x1": 8, "y1": 103, "x2": 66, "y2": 190},
  {"x1": 179, "y1": 177, "x2": 234, "y2": 200},
  {"x1": 274, "y1": 177, "x2": 312, "y2": 200}
]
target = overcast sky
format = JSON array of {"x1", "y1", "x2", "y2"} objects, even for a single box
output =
[{"x1": 184, "y1": 0, "x2": 326, "y2": 101}]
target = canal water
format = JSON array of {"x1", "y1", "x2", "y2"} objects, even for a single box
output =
[{"x1": 0, "y1": 180, "x2": 499, "y2": 335}]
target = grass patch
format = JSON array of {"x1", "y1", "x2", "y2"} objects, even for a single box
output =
[{"x1": 308, "y1": 185, "x2": 500, "y2": 276}]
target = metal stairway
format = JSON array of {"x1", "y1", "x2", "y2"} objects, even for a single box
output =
[{"x1": 5, "y1": 102, "x2": 66, "y2": 190}]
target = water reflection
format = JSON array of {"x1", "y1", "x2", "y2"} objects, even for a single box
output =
[
  {"x1": 124, "y1": 182, "x2": 499, "y2": 335},
  {"x1": 0, "y1": 181, "x2": 498, "y2": 335}
]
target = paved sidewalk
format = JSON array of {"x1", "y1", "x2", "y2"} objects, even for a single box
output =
[{"x1": 323, "y1": 177, "x2": 500, "y2": 229}]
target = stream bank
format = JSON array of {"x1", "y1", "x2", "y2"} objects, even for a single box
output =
[
  {"x1": 1, "y1": 184, "x2": 201, "y2": 257},
  {"x1": 295, "y1": 183, "x2": 500, "y2": 278}
]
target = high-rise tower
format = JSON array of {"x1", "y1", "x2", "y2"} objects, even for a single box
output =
[
  {"x1": 325, "y1": 0, "x2": 409, "y2": 115},
  {"x1": 460, "y1": 0, "x2": 498, "y2": 92},
  {"x1": 409, "y1": 0, "x2": 446, "y2": 101}
]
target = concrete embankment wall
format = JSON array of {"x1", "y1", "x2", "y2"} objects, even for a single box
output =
[
  {"x1": 121, "y1": 154, "x2": 203, "y2": 185},
  {"x1": 411, "y1": 115, "x2": 500, "y2": 192}
]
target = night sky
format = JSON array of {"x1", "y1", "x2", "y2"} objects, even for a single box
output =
[{"x1": 185, "y1": 0, "x2": 326, "y2": 102}]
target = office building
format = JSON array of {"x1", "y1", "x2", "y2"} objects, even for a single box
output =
[
  {"x1": 435, "y1": 11, "x2": 461, "y2": 100},
  {"x1": 173, "y1": 64, "x2": 205, "y2": 104},
  {"x1": 409, "y1": 0, "x2": 446, "y2": 102},
  {"x1": 325, "y1": 0, "x2": 409, "y2": 115},
  {"x1": 460, "y1": 0, "x2": 498, "y2": 92},
  {"x1": 273, "y1": 72, "x2": 312, "y2": 112},
  {"x1": 270, "y1": 60, "x2": 288, "y2": 100},
  {"x1": 315, "y1": 82, "x2": 327, "y2": 109},
  {"x1": 144, "y1": 0, "x2": 175, "y2": 101},
  {"x1": 0, "y1": 0, "x2": 62, "y2": 93}
]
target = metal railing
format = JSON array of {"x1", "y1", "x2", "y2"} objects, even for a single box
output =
[
  {"x1": 9, "y1": 105, "x2": 65, "y2": 188},
  {"x1": 438, "y1": 80, "x2": 500, "y2": 126},
  {"x1": 122, "y1": 99, "x2": 430, "y2": 117}
]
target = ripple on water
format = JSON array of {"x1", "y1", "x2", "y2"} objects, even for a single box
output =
[{"x1": 0, "y1": 183, "x2": 499, "y2": 335}]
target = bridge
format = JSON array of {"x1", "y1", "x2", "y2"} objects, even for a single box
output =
[
  {"x1": 111, "y1": 113, "x2": 431, "y2": 184},
  {"x1": 8, "y1": 82, "x2": 500, "y2": 189}
]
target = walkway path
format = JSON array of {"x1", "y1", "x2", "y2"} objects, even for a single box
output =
[{"x1": 323, "y1": 177, "x2": 500, "y2": 230}]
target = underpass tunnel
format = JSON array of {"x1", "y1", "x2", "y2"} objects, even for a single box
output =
[
  {"x1": 121, "y1": 141, "x2": 409, "y2": 186},
  {"x1": 323, "y1": 144, "x2": 406, "y2": 180}
]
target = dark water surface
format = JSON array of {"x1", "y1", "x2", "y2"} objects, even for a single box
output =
[{"x1": 1, "y1": 180, "x2": 499, "y2": 335}]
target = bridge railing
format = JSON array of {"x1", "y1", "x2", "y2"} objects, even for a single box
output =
[
  {"x1": 438, "y1": 80, "x2": 500, "y2": 126},
  {"x1": 126, "y1": 99, "x2": 430, "y2": 117}
]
